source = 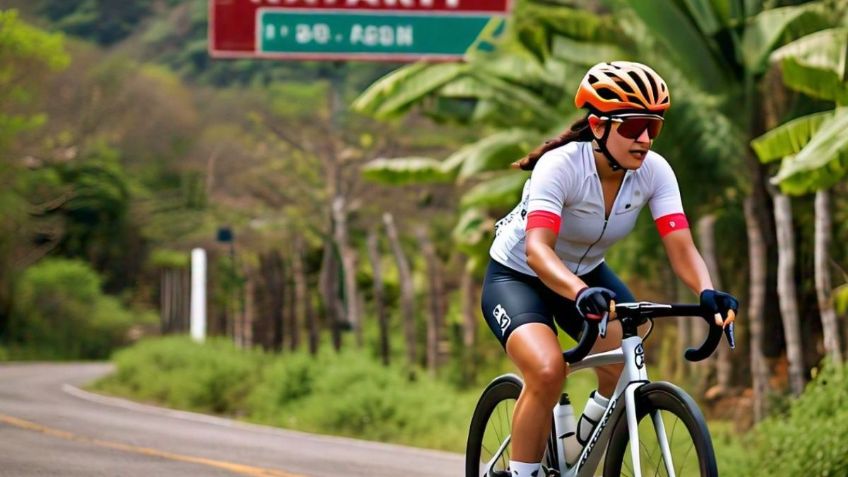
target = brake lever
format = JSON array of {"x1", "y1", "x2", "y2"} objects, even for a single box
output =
[
  {"x1": 599, "y1": 311, "x2": 610, "y2": 339},
  {"x1": 724, "y1": 322, "x2": 736, "y2": 350}
]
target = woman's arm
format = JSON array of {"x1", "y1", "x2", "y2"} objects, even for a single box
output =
[
  {"x1": 525, "y1": 227, "x2": 587, "y2": 300},
  {"x1": 660, "y1": 228, "x2": 713, "y2": 295}
]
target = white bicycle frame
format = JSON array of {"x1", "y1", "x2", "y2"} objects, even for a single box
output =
[
  {"x1": 553, "y1": 334, "x2": 678, "y2": 477},
  {"x1": 482, "y1": 334, "x2": 678, "y2": 477}
]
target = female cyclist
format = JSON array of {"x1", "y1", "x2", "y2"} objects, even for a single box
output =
[{"x1": 480, "y1": 61, "x2": 739, "y2": 477}]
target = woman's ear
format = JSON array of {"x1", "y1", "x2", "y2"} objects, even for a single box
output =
[{"x1": 588, "y1": 115, "x2": 603, "y2": 138}]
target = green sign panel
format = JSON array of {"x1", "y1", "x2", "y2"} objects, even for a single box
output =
[{"x1": 258, "y1": 11, "x2": 502, "y2": 60}]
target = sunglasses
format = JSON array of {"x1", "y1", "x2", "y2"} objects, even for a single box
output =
[{"x1": 607, "y1": 115, "x2": 664, "y2": 140}]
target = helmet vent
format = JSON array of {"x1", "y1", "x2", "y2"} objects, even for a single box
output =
[
  {"x1": 597, "y1": 87, "x2": 621, "y2": 101},
  {"x1": 643, "y1": 71, "x2": 659, "y2": 101},
  {"x1": 627, "y1": 71, "x2": 652, "y2": 103}
]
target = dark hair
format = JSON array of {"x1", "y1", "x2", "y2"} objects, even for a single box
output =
[{"x1": 511, "y1": 115, "x2": 594, "y2": 170}]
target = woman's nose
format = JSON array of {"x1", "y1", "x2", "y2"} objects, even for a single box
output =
[{"x1": 636, "y1": 127, "x2": 651, "y2": 143}]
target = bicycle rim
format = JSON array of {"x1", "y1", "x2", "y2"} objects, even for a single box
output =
[
  {"x1": 603, "y1": 383, "x2": 717, "y2": 477},
  {"x1": 466, "y1": 376, "x2": 522, "y2": 477}
]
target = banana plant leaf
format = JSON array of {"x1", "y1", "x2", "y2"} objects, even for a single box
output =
[
  {"x1": 741, "y1": 3, "x2": 830, "y2": 75},
  {"x1": 453, "y1": 129, "x2": 540, "y2": 182},
  {"x1": 352, "y1": 62, "x2": 469, "y2": 119},
  {"x1": 619, "y1": 0, "x2": 733, "y2": 93},
  {"x1": 750, "y1": 110, "x2": 835, "y2": 162},
  {"x1": 770, "y1": 108, "x2": 848, "y2": 194},
  {"x1": 361, "y1": 157, "x2": 454, "y2": 185},
  {"x1": 459, "y1": 172, "x2": 529, "y2": 210}
]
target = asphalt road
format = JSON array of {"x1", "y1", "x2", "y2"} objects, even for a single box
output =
[{"x1": 0, "y1": 363, "x2": 463, "y2": 477}]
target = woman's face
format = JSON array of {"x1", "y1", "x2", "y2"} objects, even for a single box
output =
[{"x1": 590, "y1": 115, "x2": 661, "y2": 170}]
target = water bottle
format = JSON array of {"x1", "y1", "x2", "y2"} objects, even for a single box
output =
[{"x1": 553, "y1": 393, "x2": 581, "y2": 465}]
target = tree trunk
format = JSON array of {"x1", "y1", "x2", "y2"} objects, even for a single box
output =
[
  {"x1": 384, "y1": 213, "x2": 417, "y2": 367},
  {"x1": 815, "y1": 189, "x2": 843, "y2": 364},
  {"x1": 284, "y1": 257, "x2": 299, "y2": 352},
  {"x1": 160, "y1": 269, "x2": 171, "y2": 333},
  {"x1": 181, "y1": 267, "x2": 191, "y2": 332},
  {"x1": 292, "y1": 237, "x2": 308, "y2": 354},
  {"x1": 367, "y1": 230, "x2": 390, "y2": 366},
  {"x1": 333, "y1": 196, "x2": 362, "y2": 347},
  {"x1": 306, "y1": 286, "x2": 319, "y2": 355},
  {"x1": 744, "y1": 197, "x2": 770, "y2": 421},
  {"x1": 697, "y1": 214, "x2": 732, "y2": 390},
  {"x1": 243, "y1": 276, "x2": 254, "y2": 348},
  {"x1": 319, "y1": 239, "x2": 343, "y2": 352},
  {"x1": 461, "y1": 258, "x2": 478, "y2": 383},
  {"x1": 416, "y1": 226, "x2": 445, "y2": 375},
  {"x1": 771, "y1": 189, "x2": 806, "y2": 396}
]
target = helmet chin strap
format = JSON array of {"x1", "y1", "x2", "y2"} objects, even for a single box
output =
[{"x1": 593, "y1": 121, "x2": 623, "y2": 171}]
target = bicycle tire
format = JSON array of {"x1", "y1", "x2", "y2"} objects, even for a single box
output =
[
  {"x1": 602, "y1": 382, "x2": 717, "y2": 477},
  {"x1": 465, "y1": 374, "x2": 559, "y2": 477}
]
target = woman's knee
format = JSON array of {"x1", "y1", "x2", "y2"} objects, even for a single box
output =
[{"x1": 524, "y1": 359, "x2": 567, "y2": 392}]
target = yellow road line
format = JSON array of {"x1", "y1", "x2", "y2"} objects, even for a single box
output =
[{"x1": 0, "y1": 413, "x2": 305, "y2": 477}]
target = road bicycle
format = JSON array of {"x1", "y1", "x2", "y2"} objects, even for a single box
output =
[{"x1": 466, "y1": 301, "x2": 735, "y2": 477}]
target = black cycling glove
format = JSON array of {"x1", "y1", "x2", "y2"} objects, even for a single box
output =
[
  {"x1": 700, "y1": 289, "x2": 739, "y2": 348},
  {"x1": 575, "y1": 287, "x2": 616, "y2": 321},
  {"x1": 700, "y1": 289, "x2": 738, "y2": 325}
]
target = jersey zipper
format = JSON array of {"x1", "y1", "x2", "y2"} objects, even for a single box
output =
[
  {"x1": 575, "y1": 171, "x2": 628, "y2": 276},
  {"x1": 574, "y1": 218, "x2": 608, "y2": 276}
]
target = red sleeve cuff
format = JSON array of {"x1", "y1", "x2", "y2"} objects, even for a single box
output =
[
  {"x1": 526, "y1": 210, "x2": 561, "y2": 233},
  {"x1": 655, "y1": 213, "x2": 689, "y2": 237}
]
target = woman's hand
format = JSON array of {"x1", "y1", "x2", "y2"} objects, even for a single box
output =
[
  {"x1": 575, "y1": 287, "x2": 616, "y2": 320},
  {"x1": 699, "y1": 289, "x2": 738, "y2": 328}
]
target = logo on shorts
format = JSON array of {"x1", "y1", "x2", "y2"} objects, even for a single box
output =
[{"x1": 493, "y1": 304, "x2": 511, "y2": 336}]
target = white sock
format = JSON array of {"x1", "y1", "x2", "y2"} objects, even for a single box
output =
[
  {"x1": 509, "y1": 460, "x2": 541, "y2": 477},
  {"x1": 577, "y1": 390, "x2": 610, "y2": 445}
]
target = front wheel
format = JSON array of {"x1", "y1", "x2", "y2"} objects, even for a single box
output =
[{"x1": 603, "y1": 382, "x2": 717, "y2": 477}]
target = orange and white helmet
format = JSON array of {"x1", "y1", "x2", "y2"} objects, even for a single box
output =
[{"x1": 574, "y1": 61, "x2": 670, "y2": 114}]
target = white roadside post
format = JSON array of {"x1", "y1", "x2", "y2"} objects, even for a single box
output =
[{"x1": 190, "y1": 248, "x2": 207, "y2": 343}]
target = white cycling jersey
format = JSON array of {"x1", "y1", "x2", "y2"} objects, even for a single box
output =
[{"x1": 490, "y1": 141, "x2": 688, "y2": 277}]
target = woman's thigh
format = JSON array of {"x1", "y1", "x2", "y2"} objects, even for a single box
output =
[{"x1": 480, "y1": 260, "x2": 559, "y2": 348}]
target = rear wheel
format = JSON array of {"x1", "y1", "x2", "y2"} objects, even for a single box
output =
[
  {"x1": 603, "y1": 382, "x2": 717, "y2": 477},
  {"x1": 465, "y1": 375, "x2": 559, "y2": 477}
]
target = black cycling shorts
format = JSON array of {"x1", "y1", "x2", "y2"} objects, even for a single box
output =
[{"x1": 480, "y1": 258, "x2": 636, "y2": 348}]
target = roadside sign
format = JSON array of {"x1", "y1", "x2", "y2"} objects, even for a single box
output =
[{"x1": 209, "y1": 0, "x2": 512, "y2": 61}]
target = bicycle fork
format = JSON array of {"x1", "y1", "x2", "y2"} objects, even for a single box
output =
[{"x1": 621, "y1": 337, "x2": 676, "y2": 477}]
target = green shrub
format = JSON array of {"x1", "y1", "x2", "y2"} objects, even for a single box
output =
[
  {"x1": 97, "y1": 336, "x2": 263, "y2": 414},
  {"x1": 5, "y1": 258, "x2": 155, "y2": 359},
  {"x1": 94, "y1": 338, "x2": 481, "y2": 451},
  {"x1": 738, "y1": 364, "x2": 848, "y2": 477},
  {"x1": 246, "y1": 347, "x2": 478, "y2": 451}
]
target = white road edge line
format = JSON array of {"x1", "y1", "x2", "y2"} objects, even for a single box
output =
[{"x1": 62, "y1": 383, "x2": 463, "y2": 460}]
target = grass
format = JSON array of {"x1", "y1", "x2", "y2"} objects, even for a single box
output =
[{"x1": 90, "y1": 336, "x2": 847, "y2": 476}]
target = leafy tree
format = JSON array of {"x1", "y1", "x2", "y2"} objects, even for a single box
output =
[
  {"x1": 0, "y1": 9, "x2": 68, "y2": 336},
  {"x1": 34, "y1": 0, "x2": 171, "y2": 46},
  {"x1": 6, "y1": 258, "x2": 154, "y2": 359}
]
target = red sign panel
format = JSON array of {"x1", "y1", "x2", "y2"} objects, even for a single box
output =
[{"x1": 209, "y1": 0, "x2": 512, "y2": 58}]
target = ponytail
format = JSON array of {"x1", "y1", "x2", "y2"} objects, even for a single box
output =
[{"x1": 511, "y1": 115, "x2": 594, "y2": 171}]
